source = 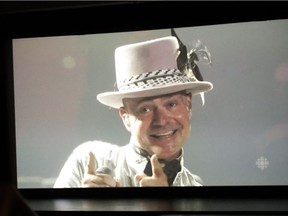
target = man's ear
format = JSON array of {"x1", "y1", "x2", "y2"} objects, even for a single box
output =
[
  {"x1": 186, "y1": 93, "x2": 192, "y2": 119},
  {"x1": 119, "y1": 107, "x2": 131, "y2": 131},
  {"x1": 188, "y1": 107, "x2": 192, "y2": 119}
]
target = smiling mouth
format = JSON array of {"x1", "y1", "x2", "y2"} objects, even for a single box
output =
[{"x1": 150, "y1": 130, "x2": 177, "y2": 139}]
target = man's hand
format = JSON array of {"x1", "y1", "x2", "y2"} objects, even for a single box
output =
[
  {"x1": 82, "y1": 152, "x2": 120, "y2": 187},
  {"x1": 134, "y1": 154, "x2": 168, "y2": 187}
]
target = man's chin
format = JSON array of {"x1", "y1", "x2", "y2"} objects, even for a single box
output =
[{"x1": 152, "y1": 149, "x2": 180, "y2": 161}]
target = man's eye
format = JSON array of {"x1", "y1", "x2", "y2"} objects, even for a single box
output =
[
  {"x1": 140, "y1": 107, "x2": 151, "y2": 114},
  {"x1": 168, "y1": 102, "x2": 177, "y2": 108}
]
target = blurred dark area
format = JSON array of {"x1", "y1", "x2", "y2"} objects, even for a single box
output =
[
  {"x1": 0, "y1": 1, "x2": 129, "y2": 14},
  {"x1": 0, "y1": 185, "x2": 37, "y2": 216}
]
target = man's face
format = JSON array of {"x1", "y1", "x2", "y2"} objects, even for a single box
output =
[{"x1": 120, "y1": 92, "x2": 192, "y2": 161}]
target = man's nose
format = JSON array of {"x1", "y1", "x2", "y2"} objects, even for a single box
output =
[{"x1": 152, "y1": 107, "x2": 169, "y2": 126}]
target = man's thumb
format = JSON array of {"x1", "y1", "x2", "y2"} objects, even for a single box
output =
[{"x1": 150, "y1": 154, "x2": 165, "y2": 178}]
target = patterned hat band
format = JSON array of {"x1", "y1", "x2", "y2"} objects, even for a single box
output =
[{"x1": 117, "y1": 69, "x2": 196, "y2": 91}]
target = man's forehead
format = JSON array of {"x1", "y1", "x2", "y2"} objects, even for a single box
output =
[{"x1": 123, "y1": 91, "x2": 190, "y2": 105}]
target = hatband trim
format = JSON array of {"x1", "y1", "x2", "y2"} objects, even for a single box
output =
[{"x1": 117, "y1": 69, "x2": 196, "y2": 91}]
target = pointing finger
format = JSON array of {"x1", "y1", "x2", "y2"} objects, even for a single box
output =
[{"x1": 86, "y1": 152, "x2": 97, "y2": 175}]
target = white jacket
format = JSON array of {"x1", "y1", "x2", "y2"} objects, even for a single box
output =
[{"x1": 54, "y1": 140, "x2": 203, "y2": 187}]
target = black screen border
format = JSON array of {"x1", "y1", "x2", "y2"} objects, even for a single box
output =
[{"x1": 1, "y1": 1, "x2": 288, "y2": 201}]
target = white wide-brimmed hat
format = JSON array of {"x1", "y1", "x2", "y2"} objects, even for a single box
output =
[{"x1": 97, "y1": 36, "x2": 213, "y2": 109}]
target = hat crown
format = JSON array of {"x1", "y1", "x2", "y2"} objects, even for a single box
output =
[
  {"x1": 96, "y1": 35, "x2": 213, "y2": 109},
  {"x1": 115, "y1": 36, "x2": 179, "y2": 89}
]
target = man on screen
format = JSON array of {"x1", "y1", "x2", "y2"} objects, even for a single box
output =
[{"x1": 54, "y1": 30, "x2": 213, "y2": 187}]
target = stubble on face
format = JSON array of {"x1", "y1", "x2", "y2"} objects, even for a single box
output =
[{"x1": 122, "y1": 92, "x2": 192, "y2": 160}]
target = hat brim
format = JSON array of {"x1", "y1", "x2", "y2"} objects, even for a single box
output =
[{"x1": 97, "y1": 81, "x2": 213, "y2": 109}]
